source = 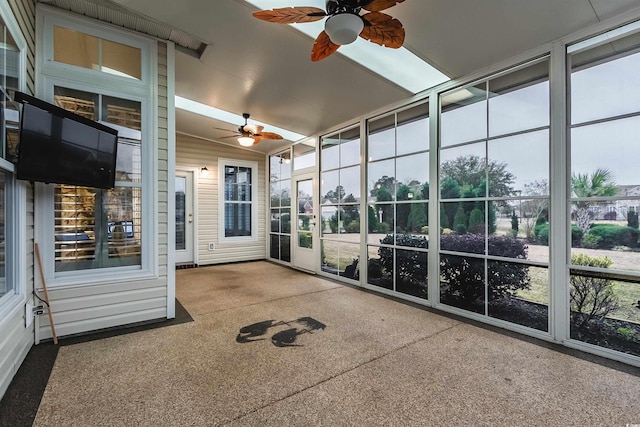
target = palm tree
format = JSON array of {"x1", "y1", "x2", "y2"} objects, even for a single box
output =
[{"x1": 571, "y1": 168, "x2": 618, "y2": 234}]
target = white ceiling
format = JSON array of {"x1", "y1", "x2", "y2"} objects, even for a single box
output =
[{"x1": 42, "y1": 0, "x2": 640, "y2": 153}]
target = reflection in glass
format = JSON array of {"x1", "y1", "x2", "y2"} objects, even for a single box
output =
[
  {"x1": 270, "y1": 209, "x2": 280, "y2": 233},
  {"x1": 0, "y1": 172, "x2": 5, "y2": 296},
  {"x1": 440, "y1": 83, "x2": 487, "y2": 147},
  {"x1": 368, "y1": 159, "x2": 395, "y2": 202},
  {"x1": 571, "y1": 117, "x2": 640, "y2": 187},
  {"x1": 488, "y1": 130, "x2": 548, "y2": 196},
  {"x1": 368, "y1": 204, "x2": 394, "y2": 245},
  {"x1": 396, "y1": 248, "x2": 428, "y2": 299},
  {"x1": 293, "y1": 141, "x2": 315, "y2": 170},
  {"x1": 489, "y1": 263, "x2": 548, "y2": 332},
  {"x1": 367, "y1": 246, "x2": 392, "y2": 290},
  {"x1": 488, "y1": 59, "x2": 549, "y2": 137},
  {"x1": 321, "y1": 138, "x2": 340, "y2": 171},
  {"x1": 440, "y1": 254, "x2": 485, "y2": 314},
  {"x1": 368, "y1": 114, "x2": 395, "y2": 161},
  {"x1": 321, "y1": 241, "x2": 359, "y2": 279},
  {"x1": 298, "y1": 232, "x2": 312, "y2": 249},
  {"x1": 397, "y1": 103, "x2": 428, "y2": 156}
]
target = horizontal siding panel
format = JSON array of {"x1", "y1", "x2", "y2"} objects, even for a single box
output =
[
  {"x1": 46, "y1": 277, "x2": 166, "y2": 300},
  {"x1": 39, "y1": 307, "x2": 167, "y2": 340},
  {"x1": 40, "y1": 297, "x2": 167, "y2": 327},
  {"x1": 0, "y1": 309, "x2": 33, "y2": 399},
  {"x1": 48, "y1": 286, "x2": 167, "y2": 313}
]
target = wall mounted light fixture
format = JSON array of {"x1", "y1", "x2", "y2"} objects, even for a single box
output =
[{"x1": 200, "y1": 166, "x2": 209, "y2": 177}]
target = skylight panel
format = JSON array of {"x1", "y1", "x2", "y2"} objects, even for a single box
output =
[
  {"x1": 175, "y1": 96, "x2": 307, "y2": 142},
  {"x1": 245, "y1": 0, "x2": 450, "y2": 93}
]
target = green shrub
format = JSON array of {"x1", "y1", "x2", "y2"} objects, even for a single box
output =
[
  {"x1": 378, "y1": 234, "x2": 428, "y2": 290},
  {"x1": 570, "y1": 254, "x2": 619, "y2": 329},
  {"x1": 345, "y1": 221, "x2": 360, "y2": 233},
  {"x1": 581, "y1": 233, "x2": 602, "y2": 249},
  {"x1": 588, "y1": 224, "x2": 640, "y2": 249},
  {"x1": 440, "y1": 234, "x2": 529, "y2": 310},
  {"x1": 535, "y1": 223, "x2": 583, "y2": 246},
  {"x1": 468, "y1": 208, "x2": 485, "y2": 233}
]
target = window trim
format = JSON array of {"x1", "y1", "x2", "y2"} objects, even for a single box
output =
[
  {"x1": 35, "y1": 7, "x2": 158, "y2": 288},
  {"x1": 0, "y1": 0, "x2": 27, "y2": 317},
  {"x1": 218, "y1": 158, "x2": 258, "y2": 243}
]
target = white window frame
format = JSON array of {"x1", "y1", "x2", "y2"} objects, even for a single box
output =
[
  {"x1": 0, "y1": 0, "x2": 27, "y2": 319},
  {"x1": 218, "y1": 158, "x2": 258, "y2": 243},
  {"x1": 35, "y1": 6, "x2": 158, "y2": 288}
]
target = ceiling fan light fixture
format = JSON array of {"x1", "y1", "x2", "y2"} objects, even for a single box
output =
[
  {"x1": 238, "y1": 136, "x2": 255, "y2": 147},
  {"x1": 325, "y1": 13, "x2": 364, "y2": 45}
]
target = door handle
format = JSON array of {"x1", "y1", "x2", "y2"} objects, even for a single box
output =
[{"x1": 188, "y1": 213, "x2": 193, "y2": 224}]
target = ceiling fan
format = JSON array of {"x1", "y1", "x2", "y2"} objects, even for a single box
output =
[
  {"x1": 216, "y1": 113, "x2": 284, "y2": 147},
  {"x1": 253, "y1": 0, "x2": 406, "y2": 61}
]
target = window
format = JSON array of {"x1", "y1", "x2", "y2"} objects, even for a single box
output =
[
  {"x1": 366, "y1": 102, "x2": 430, "y2": 299},
  {"x1": 219, "y1": 159, "x2": 258, "y2": 241},
  {"x1": 269, "y1": 151, "x2": 291, "y2": 262},
  {"x1": 320, "y1": 125, "x2": 361, "y2": 279},
  {"x1": 438, "y1": 58, "x2": 550, "y2": 331},
  {"x1": 568, "y1": 23, "x2": 640, "y2": 356},
  {"x1": 0, "y1": 9, "x2": 24, "y2": 304},
  {"x1": 52, "y1": 87, "x2": 142, "y2": 272},
  {"x1": 38, "y1": 10, "x2": 154, "y2": 284}
]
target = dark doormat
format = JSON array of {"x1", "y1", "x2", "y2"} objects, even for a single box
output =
[{"x1": 0, "y1": 299, "x2": 193, "y2": 427}]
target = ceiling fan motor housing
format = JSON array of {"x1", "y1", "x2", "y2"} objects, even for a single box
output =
[{"x1": 326, "y1": 0, "x2": 362, "y2": 16}]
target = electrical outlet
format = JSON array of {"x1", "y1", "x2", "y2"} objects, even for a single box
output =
[{"x1": 208, "y1": 242, "x2": 215, "y2": 251}]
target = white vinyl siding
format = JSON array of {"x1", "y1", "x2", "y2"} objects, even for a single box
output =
[{"x1": 176, "y1": 134, "x2": 266, "y2": 264}]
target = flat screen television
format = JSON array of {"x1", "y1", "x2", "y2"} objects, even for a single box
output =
[{"x1": 14, "y1": 92, "x2": 119, "y2": 189}]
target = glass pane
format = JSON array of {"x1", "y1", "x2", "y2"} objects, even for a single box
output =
[
  {"x1": 280, "y1": 180, "x2": 291, "y2": 208},
  {"x1": 321, "y1": 206, "x2": 338, "y2": 237},
  {"x1": 54, "y1": 185, "x2": 97, "y2": 271},
  {"x1": 488, "y1": 60, "x2": 549, "y2": 137},
  {"x1": 440, "y1": 142, "x2": 486, "y2": 199},
  {"x1": 102, "y1": 39, "x2": 141, "y2": 80},
  {"x1": 298, "y1": 232, "x2": 312, "y2": 249},
  {"x1": 54, "y1": 87, "x2": 98, "y2": 120},
  {"x1": 104, "y1": 96, "x2": 141, "y2": 131},
  {"x1": 337, "y1": 206, "x2": 360, "y2": 241},
  {"x1": 396, "y1": 203, "x2": 428, "y2": 242},
  {"x1": 569, "y1": 272, "x2": 640, "y2": 357},
  {"x1": 440, "y1": 202, "x2": 486, "y2": 247},
  {"x1": 368, "y1": 203, "x2": 393, "y2": 245},
  {"x1": 281, "y1": 208, "x2": 291, "y2": 234},
  {"x1": 367, "y1": 245, "x2": 393, "y2": 290},
  {"x1": 54, "y1": 26, "x2": 99, "y2": 70},
  {"x1": 270, "y1": 234, "x2": 280, "y2": 259},
  {"x1": 489, "y1": 263, "x2": 548, "y2": 332},
  {"x1": 396, "y1": 248, "x2": 428, "y2": 300},
  {"x1": 270, "y1": 181, "x2": 281, "y2": 208},
  {"x1": 321, "y1": 170, "x2": 340, "y2": 203},
  {"x1": 440, "y1": 83, "x2": 487, "y2": 147},
  {"x1": 224, "y1": 203, "x2": 251, "y2": 237},
  {"x1": 368, "y1": 114, "x2": 395, "y2": 161},
  {"x1": 340, "y1": 127, "x2": 361, "y2": 167},
  {"x1": 396, "y1": 153, "x2": 428, "y2": 197},
  {"x1": 321, "y1": 241, "x2": 359, "y2": 279},
  {"x1": 368, "y1": 159, "x2": 395, "y2": 203},
  {"x1": 571, "y1": 117, "x2": 640, "y2": 187},
  {"x1": 270, "y1": 209, "x2": 280, "y2": 233},
  {"x1": 440, "y1": 254, "x2": 485, "y2": 314},
  {"x1": 281, "y1": 235, "x2": 291, "y2": 262},
  {"x1": 321, "y1": 136, "x2": 340, "y2": 170},
  {"x1": 570, "y1": 200, "x2": 640, "y2": 273},
  {"x1": 396, "y1": 103, "x2": 429, "y2": 156},
  {"x1": 495, "y1": 199, "x2": 549, "y2": 263},
  {"x1": 340, "y1": 166, "x2": 360, "y2": 200},
  {"x1": 106, "y1": 187, "x2": 142, "y2": 264},
  {"x1": 293, "y1": 141, "x2": 315, "y2": 170},
  {"x1": 175, "y1": 177, "x2": 186, "y2": 251},
  {"x1": 571, "y1": 49, "x2": 640, "y2": 125},
  {"x1": 488, "y1": 130, "x2": 548, "y2": 196},
  {"x1": 115, "y1": 140, "x2": 142, "y2": 183}
]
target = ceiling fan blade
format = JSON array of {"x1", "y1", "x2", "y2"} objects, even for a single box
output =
[
  {"x1": 258, "y1": 132, "x2": 283, "y2": 140},
  {"x1": 251, "y1": 136, "x2": 262, "y2": 144},
  {"x1": 360, "y1": 12, "x2": 405, "y2": 49},
  {"x1": 244, "y1": 124, "x2": 264, "y2": 135},
  {"x1": 218, "y1": 135, "x2": 242, "y2": 140},
  {"x1": 311, "y1": 31, "x2": 340, "y2": 62},
  {"x1": 213, "y1": 127, "x2": 237, "y2": 132},
  {"x1": 359, "y1": 0, "x2": 405, "y2": 12},
  {"x1": 253, "y1": 7, "x2": 326, "y2": 24}
]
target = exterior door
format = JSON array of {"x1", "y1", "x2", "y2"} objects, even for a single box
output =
[
  {"x1": 175, "y1": 170, "x2": 195, "y2": 264},
  {"x1": 292, "y1": 174, "x2": 317, "y2": 272}
]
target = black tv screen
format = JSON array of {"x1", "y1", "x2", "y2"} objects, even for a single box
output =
[{"x1": 15, "y1": 92, "x2": 119, "y2": 189}]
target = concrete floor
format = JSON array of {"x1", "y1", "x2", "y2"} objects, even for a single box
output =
[{"x1": 33, "y1": 261, "x2": 640, "y2": 426}]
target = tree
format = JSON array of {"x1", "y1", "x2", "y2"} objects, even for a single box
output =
[
  {"x1": 571, "y1": 169, "x2": 618, "y2": 234},
  {"x1": 324, "y1": 185, "x2": 346, "y2": 203},
  {"x1": 441, "y1": 155, "x2": 516, "y2": 197},
  {"x1": 396, "y1": 184, "x2": 412, "y2": 230},
  {"x1": 520, "y1": 179, "x2": 549, "y2": 241},
  {"x1": 407, "y1": 195, "x2": 428, "y2": 232}
]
